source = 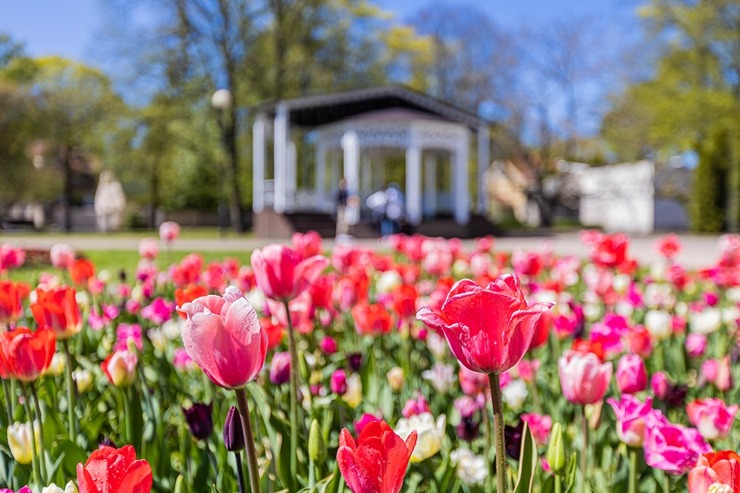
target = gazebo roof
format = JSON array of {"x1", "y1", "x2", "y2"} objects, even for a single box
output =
[{"x1": 253, "y1": 85, "x2": 490, "y2": 130}]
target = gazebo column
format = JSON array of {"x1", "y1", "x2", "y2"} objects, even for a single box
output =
[
  {"x1": 316, "y1": 142, "x2": 327, "y2": 206},
  {"x1": 287, "y1": 140, "x2": 297, "y2": 210},
  {"x1": 453, "y1": 131, "x2": 470, "y2": 224},
  {"x1": 423, "y1": 153, "x2": 437, "y2": 218},
  {"x1": 477, "y1": 125, "x2": 490, "y2": 213},
  {"x1": 273, "y1": 103, "x2": 289, "y2": 213},
  {"x1": 341, "y1": 130, "x2": 360, "y2": 196},
  {"x1": 406, "y1": 144, "x2": 422, "y2": 226},
  {"x1": 252, "y1": 113, "x2": 266, "y2": 213},
  {"x1": 361, "y1": 154, "x2": 372, "y2": 197}
]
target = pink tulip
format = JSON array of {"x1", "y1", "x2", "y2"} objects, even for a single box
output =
[
  {"x1": 685, "y1": 333, "x2": 707, "y2": 358},
  {"x1": 688, "y1": 451, "x2": 740, "y2": 493},
  {"x1": 716, "y1": 356, "x2": 734, "y2": 391},
  {"x1": 644, "y1": 422, "x2": 710, "y2": 475},
  {"x1": 159, "y1": 221, "x2": 180, "y2": 243},
  {"x1": 416, "y1": 275, "x2": 552, "y2": 374},
  {"x1": 141, "y1": 298, "x2": 175, "y2": 325},
  {"x1": 458, "y1": 365, "x2": 489, "y2": 396},
  {"x1": 115, "y1": 323, "x2": 143, "y2": 351},
  {"x1": 180, "y1": 286, "x2": 267, "y2": 389},
  {"x1": 319, "y1": 337, "x2": 338, "y2": 354},
  {"x1": 250, "y1": 244, "x2": 329, "y2": 301},
  {"x1": 607, "y1": 395, "x2": 666, "y2": 447},
  {"x1": 355, "y1": 413, "x2": 382, "y2": 434},
  {"x1": 331, "y1": 369, "x2": 348, "y2": 395},
  {"x1": 291, "y1": 231, "x2": 323, "y2": 259},
  {"x1": 402, "y1": 394, "x2": 430, "y2": 418},
  {"x1": 50, "y1": 243, "x2": 75, "y2": 269},
  {"x1": 616, "y1": 353, "x2": 647, "y2": 394},
  {"x1": 172, "y1": 348, "x2": 195, "y2": 371},
  {"x1": 521, "y1": 413, "x2": 552, "y2": 446},
  {"x1": 651, "y1": 372, "x2": 669, "y2": 399},
  {"x1": 687, "y1": 398, "x2": 739, "y2": 440},
  {"x1": 558, "y1": 350, "x2": 612, "y2": 405},
  {"x1": 655, "y1": 233, "x2": 681, "y2": 259},
  {"x1": 138, "y1": 238, "x2": 159, "y2": 260}
]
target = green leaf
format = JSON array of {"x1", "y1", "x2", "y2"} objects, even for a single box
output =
[
  {"x1": 514, "y1": 422, "x2": 538, "y2": 493},
  {"x1": 564, "y1": 454, "x2": 578, "y2": 493}
]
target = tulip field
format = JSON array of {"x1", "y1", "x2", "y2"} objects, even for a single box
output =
[{"x1": 1, "y1": 228, "x2": 740, "y2": 493}]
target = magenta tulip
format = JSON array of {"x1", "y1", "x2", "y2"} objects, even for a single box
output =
[
  {"x1": 616, "y1": 353, "x2": 647, "y2": 394},
  {"x1": 644, "y1": 422, "x2": 710, "y2": 475},
  {"x1": 558, "y1": 350, "x2": 613, "y2": 405},
  {"x1": 180, "y1": 286, "x2": 267, "y2": 389},
  {"x1": 250, "y1": 244, "x2": 329, "y2": 301},
  {"x1": 416, "y1": 275, "x2": 552, "y2": 374},
  {"x1": 607, "y1": 395, "x2": 666, "y2": 447}
]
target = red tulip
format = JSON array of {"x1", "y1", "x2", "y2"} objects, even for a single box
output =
[
  {"x1": 337, "y1": 420, "x2": 417, "y2": 493},
  {"x1": 351, "y1": 302, "x2": 393, "y2": 336},
  {"x1": 69, "y1": 258, "x2": 95, "y2": 286},
  {"x1": 250, "y1": 244, "x2": 328, "y2": 301},
  {"x1": 291, "y1": 230, "x2": 323, "y2": 258},
  {"x1": 689, "y1": 451, "x2": 740, "y2": 493},
  {"x1": 180, "y1": 286, "x2": 267, "y2": 389},
  {"x1": 30, "y1": 286, "x2": 82, "y2": 340},
  {"x1": 416, "y1": 275, "x2": 552, "y2": 374},
  {"x1": 77, "y1": 445, "x2": 152, "y2": 493},
  {"x1": 0, "y1": 327, "x2": 55, "y2": 382},
  {"x1": 175, "y1": 285, "x2": 208, "y2": 319},
  {"x1": 0, "y1": 280, "x2": 30, "y2": 325}
]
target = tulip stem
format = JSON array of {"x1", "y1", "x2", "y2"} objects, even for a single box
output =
[
  {"x1": 20, "y1": 383, "x2": 42, "y2": 486},
  {"x1": 235, "y1": 387, "x2": 261, "y2": 493},
  {"x1": 234, "y1": 452, "x2": 246, "y2": 493},
  {"x1": 283, "y1": 299, "x2": 300, "y2": 486},
  {"x1": 1, "y1": 379, "x2": 12, "y2": 424},
  {"x1": 29, "y1": 382, "x2": 47, "y2": 480},
  {"x1": 580, "y1": 407, "x2": 588, "y2": 493},
  {"x1": 488, "y1": 373, "x2": 507, "y2": 493},
  {"x1": 628, "y1": 448, "x2": 638, "y2": 493},
  {"x1": 61, "y1": 339, "x2": 78, "y2": 441}
]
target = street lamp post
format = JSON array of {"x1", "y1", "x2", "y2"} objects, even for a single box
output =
[{"x1": 211, "y1": 88, "x2": 244, "y2": 235}]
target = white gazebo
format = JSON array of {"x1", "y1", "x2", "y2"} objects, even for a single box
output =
[{"x1": 251, "y1": 85, "x2": 492, "y2": 237}]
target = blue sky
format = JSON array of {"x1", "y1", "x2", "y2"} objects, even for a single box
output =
[{"x1": 1, "y1": 0, "x2": 642, "y2": 65}]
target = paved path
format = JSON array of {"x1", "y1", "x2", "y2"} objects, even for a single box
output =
[{"x1": 0, "y1": 231, "x2": 725, "y2": 270}]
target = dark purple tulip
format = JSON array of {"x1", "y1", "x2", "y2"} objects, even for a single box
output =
[
  {"x1": 99, "y1": 436, "x2": 117, "y2": 448},
  {"x1": 662, "y1": 383, "x2": 688, "y2": 408},
  {"x1": 269, "y1": 352, "x2": 291, "y2": 385},
  {"x1": 182, "y1": 402, "x2": 213, "y2": 440},
  {"x1": 505, "y1": 421, "x2": 524, "y2": 460},
  {"x1": 223, "y1": 405, "x2": 245, "y2": 452},
  {"x1": 456, "y1": 416, "x2": 480, "y2": 442},
  {"x1": 348, "y1": 353, "x2": 363, "y2": 372}
]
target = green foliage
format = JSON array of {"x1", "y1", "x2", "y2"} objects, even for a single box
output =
[{"x1": 690, "y1": 129, "x2": 732, "y2": 232}]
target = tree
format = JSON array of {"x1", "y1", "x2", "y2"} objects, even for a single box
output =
[{"x1": 690, "y1": 129, "x2": 731, "y2": 232}]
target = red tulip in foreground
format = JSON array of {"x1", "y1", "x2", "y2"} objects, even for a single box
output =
[
  {"x1": 77, "y1": 445, "x2": 152, "y2": 493},
  {"x1": 416, "y1": 275, "x2": 553, "y2": 374},
  {"x1": 689, "y1": 451, "x2": 740, "y2": 493},
  {"x1": 0, "y1": 327, "x2": 56, "y2": 382},
  {"x1": 416, "y1": 274, "x2": 552, "y2": 493},
  {"x1": 180, "y1": 286, "x2": 267, "y2": 389},
  {"x1": 337, "y1": 420, "x2": 417, "y2": 493}
]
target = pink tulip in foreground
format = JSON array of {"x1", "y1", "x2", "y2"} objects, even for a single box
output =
[
  {"x1": 558, "y1": 349, "x2": 613, "y2": 405},
  {"x1": 180, "y1": 286, "x2": 267, "y2": 389},
  {"x1": 644, "y1": 422, "x2": 710, "y2": 475},
  {"x1": 416, "y1": 275, "x2": 552, "y2": 374},
  {"x1": 250, "y1": 244, "x2": 328, "y2": 301},
  {"x1": 607, "y1": 395, "x2": 665, "y2": 447},
  {"x1": 689, "y1": 451, "x2": 740, "y2": 493}
]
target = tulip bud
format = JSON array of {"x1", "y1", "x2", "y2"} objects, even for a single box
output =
[
  {"x1": 331, "y1": 369, "x2": 348, "y2": 395},
  {"x1": 182, "y1": 402, "x2": 213, "y2": 440},
  {"x1": 223, "y1": 405, "x2": 245, "y2": 452},
  {"x1": 348, "y1": 353, "x2": 362, "y2": 372},
  {"x1": 8, "y1": 421, "x2": 40, "y2": 465},
  {"x1": 387, "y1": 367, "x2": 405, "y2": 392},
  {"x1": 547, "y1": 423, "x2": 566, "y2": 474},
  {"x1": 308, "y1": 419, "x2": 326, "y2": 462}
]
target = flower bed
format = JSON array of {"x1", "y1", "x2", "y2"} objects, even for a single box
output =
[{"x1": 0, "y1": 229, "x2": 738, "y2": 493}]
